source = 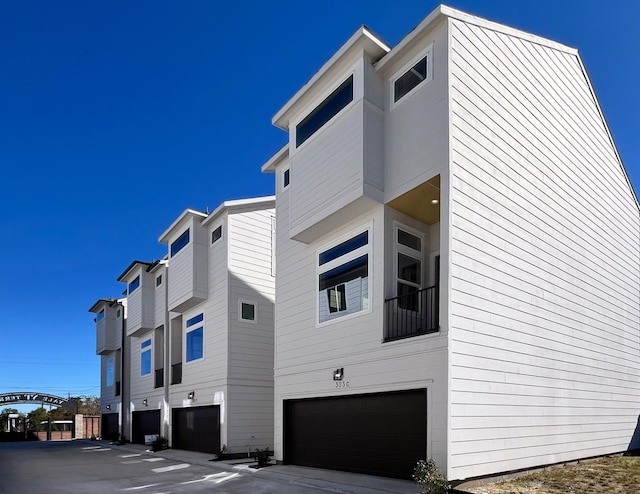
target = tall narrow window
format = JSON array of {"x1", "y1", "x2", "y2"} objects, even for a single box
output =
[
  {"x1": 283, "y1": 169, "x2": 290, "y2": 188},
  {"x1": 318, "y1": 229, "x2": 370, "y2": 323},
  {"x1": 185, "y1": 313, "x2": 204, "y2": 362},
  {"x1": 106, "y1": 357, "x2": 114, "y2": 387},
  {"x1": 140, "y1": 339, "x2": 152, "y2": 376},
  {"x1": 96, "y1": 309, "x2": 105, "y2": 323},
  {"x1": 395, "y1": 226, "x2": 424, "y2": 311},
  {"x1": 296, "y1": 75, "x2": 353, "y2": 147}
]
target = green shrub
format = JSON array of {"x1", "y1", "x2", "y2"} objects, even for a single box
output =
[{"x1": 413, "y1": 459, "x2": 449, "y2": 494}]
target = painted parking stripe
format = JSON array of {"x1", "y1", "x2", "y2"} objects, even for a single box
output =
[{"x1": 152, "y1": 463, "x2": 190, "y2": 473}]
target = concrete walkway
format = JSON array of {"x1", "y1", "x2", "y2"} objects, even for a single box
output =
[{"x1": 97, "y1": 440, "x2": 419, "y2": 493}]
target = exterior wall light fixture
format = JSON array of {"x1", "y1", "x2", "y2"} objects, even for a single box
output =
[
  {"x1": 333, "y1": 368, "x2": 344, "y2": 381},
  {"x1": 188, "y1": 391, "x2": 195, "y2": 400},
  {"x1": 143, "y1": 399, "x2": 148, "y2": 406},
  {"x1": 105, "y1": 404, "x2": 111, "y2": 410}
]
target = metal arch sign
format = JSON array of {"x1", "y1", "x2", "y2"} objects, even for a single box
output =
[{"x1": 0, "y1": 392, "x2": 77, "y2": 412}]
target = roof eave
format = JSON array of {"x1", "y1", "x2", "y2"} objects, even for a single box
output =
[
  {"x1": 158, "y1": 209, "x2": 208, "y2": 244},
  {"x1": 272, "y1": 26, "x2": 390, "y2": 130},
  {"x1": 202, "y1": 196, "x2": 276, "y2": 226}
]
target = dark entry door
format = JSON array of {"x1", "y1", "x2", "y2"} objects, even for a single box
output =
[
  {"x1": 284, "y1": 389, "x2": 427, "y2": 479},
  {"x1": 172, "y1": 406, "x2": 220, "y2": 453},
  {"x1": 132, "y1": 410, "x2": 161, "y2": 444}
]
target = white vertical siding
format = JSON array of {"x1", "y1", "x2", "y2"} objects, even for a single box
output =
[
  {"x1": 448, "y1": 19, "x2": 640, "y2": 480},
  {"x1": 166, "y1": 219, "x2": 208, "y2": 312},
  {"x1": 227, "y1": 209, "x2": 275, "y2": 453}
]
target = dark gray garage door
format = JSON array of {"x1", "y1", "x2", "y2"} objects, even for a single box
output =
[
  {"x1": 101, "y1": 413, "x2": 119, "y2": 441},
  {"x1": 284, "y1": 389, "x2": 427, "y2": 479},
  {"x1": 172, "y1": 406, "x2": 220, "y2": 454},
  {"x1": 132, "y1": 410, "x2": 161, "y2": 445}
]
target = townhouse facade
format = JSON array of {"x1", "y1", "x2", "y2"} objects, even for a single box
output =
[
  {"x1": 91, "y1": 197, "x2": 275, "y2": 455},
  {"x1": 262, "y1": 4, "x2": 640, "y2": 482}
]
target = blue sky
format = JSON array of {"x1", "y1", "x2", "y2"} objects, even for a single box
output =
[{"x1": 1, "y1": 0, "x2": 638, "y2": 413}]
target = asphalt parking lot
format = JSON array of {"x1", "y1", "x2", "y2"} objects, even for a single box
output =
[{"x1": 0, "y1": 440, "x2": 418, "y2": 493}]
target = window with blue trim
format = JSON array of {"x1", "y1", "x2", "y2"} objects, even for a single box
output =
[
  {"x1": 318, "y1": 229, "x2": 370, "y2": 323},
  {"x1": 186, "y1": 313, "x2": 204, "y2": 362},
  {"x1": 171, "y1": 229, "x2": 190, "y2": 257},
  {"x1": 141, "y1": 339, "x2": 152, "y2": 376},
  {"x1": 128, "y1": 276, "x2": 140, "y2": 295}
]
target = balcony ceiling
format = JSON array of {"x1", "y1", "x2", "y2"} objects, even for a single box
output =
[{"x1": 388, "y1": 175, "x2": 440, "y2": 225}]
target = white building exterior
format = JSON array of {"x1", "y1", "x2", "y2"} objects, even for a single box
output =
[
  {"x1": 263, "y1": 5, "x2": 640, "y2": 481},
  {"x1": 92, "y1": 196, "x2": 275, "y2": 455},
  {"x1": 89, "y1": 297, "x2": 128, "y2": 441}
]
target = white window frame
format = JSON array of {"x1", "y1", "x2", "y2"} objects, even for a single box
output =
[
  {"x1": 140, "y1": 337, "x2": 152, "y2": 377},
  {"x1": 292, "y1": 70, "x2": 357, "y2": 152},
  {"x1": 316, "y1": 223, "x2": 373, "y2": 327},
  {"x1": 393, "y1": 221, "x2": 426, "y2": 294},
  {"x1": 184, "y1": 312, "x2": 204, "y2": 364},
  {"x1": 238, "y1": 299, "x2": 258, "y2": 324},
  {"x1": 390, "y1": 43, "x2": 434, "y2": 109}
]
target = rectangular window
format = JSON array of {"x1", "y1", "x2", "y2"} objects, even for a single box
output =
[
  {"x1": 318, "y1": 229, "x2": 370, "y2": 323},
  {"x1": 395, "y1": 226, "x2": 424, "y2": 311},
  {"x1": 392, "y1": 45, "x2": 433, "y2": 106},
  {"x1": 140, "y1": 339, "x2": 152, "y2": 376},
  {"x1": 128, "y1": 276, "x2": 140, "y2": 294},
  {"x1": 171, "y1": 229, "x2": 190, "y2": 257},
  {"x1": 156, "y1": 274, "x2": 162, "y2": 287},
  {"x1": 211, "y1": 225, "x2": 222, "y2": 244},
  {"x1": 186, "y1": 313, "x2": 204, "y2": 362},
  {"x1": 106, "y1": 357, "x2": 114, "y2": 387},
  {"x1": 239, "y1": 301, "x2": 256, "y2": 323},
  {"x1": 283, "y1": 169, "x2": 290, "y2": 188},
  {"x1": 96, "y1": 309, "x2": 105, "y2": 323},
  {"x1": 296, "y1": 75, "x2": 353, "y2": 147}
]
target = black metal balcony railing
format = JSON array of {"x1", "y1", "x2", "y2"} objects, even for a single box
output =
[
  {"x1": 154, "y1": 368, "x2": 164, "y2": 389},
  {"x1": 384, "y1": 285, "x2": 439, "y2": 342},
  {"x1": 171, "y1": 363, "x2": 182, "y2": 385}
]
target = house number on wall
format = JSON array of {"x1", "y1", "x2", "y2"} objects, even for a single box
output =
[{"x1": 335, "y1": 381, "x2": 349, "y2": 388}]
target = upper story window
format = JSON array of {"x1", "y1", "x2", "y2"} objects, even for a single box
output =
[
  {"x1": 128, "y1": 276, "x2": 140, "y2": 295},
  {"x1": 391, "y1": 44, "x2": 433, "y2": 106},
  {"x1": 140, "y1": 338, "x2": 152, "y2": 376},
  {"x1": 185, "y1": 313, "x2": 204, "y2": 362},
  {"x1": 283, "y1": 169, "x2": 290, "y2": 188},
  {"x1": 171, "y1": 229, "x2": 190, "y2": 257},
  {"x1": 296, "y1": 75, "x2": 353, "y2": 147},
  {"x1": 211, "y1": 225, "x2": 222, "y2": 244},
  {"x1": 96, "y1": 309, "x2": 105, "y2": 323},
  {"x1": 106, "y1": 357, "x2": 114, "y2": 387},
  {"x1": 156, "y1": 274, "x2": 162, "y2": 287},
  {"x1": 317, "y1": 229, "x2": 370, "y2": 324},
  {"x1": 239, "y1": 300, "x2": 257, "y2": 323}
]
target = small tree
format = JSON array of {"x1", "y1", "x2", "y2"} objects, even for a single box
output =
[
  {"x1": 27, "y1": 408, "x2": 48, "y2": 432},
  {"x1": 413, "y1": 459, "x2": 449, "y2": 494}
]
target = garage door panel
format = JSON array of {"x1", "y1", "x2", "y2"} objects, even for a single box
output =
[
  {"x1": 132, "y1": 410, "x2": 161, "y2": 445},
  {"x1": 285, "y1": 389, "x2": 427, "y2": 479},
  {"x1": 172, "y1": 406, "x2": 220, "y2": 454}
]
